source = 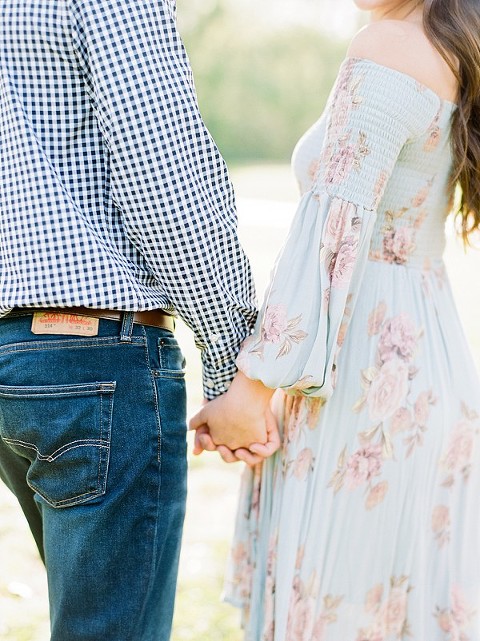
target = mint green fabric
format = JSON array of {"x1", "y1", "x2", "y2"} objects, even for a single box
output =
[{"x1": 226, "y1": 59, "x2": 480, "y2": 640}]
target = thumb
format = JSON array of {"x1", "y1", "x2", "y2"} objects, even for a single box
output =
[
  {"x1": 189, "y1": 405, "x2": 208, "y2": 431},
  {"x1": 249, "y1": 407, "x2": 281, "y2": 458}
]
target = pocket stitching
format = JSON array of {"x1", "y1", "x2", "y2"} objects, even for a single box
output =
[
  {"x1": 157, "y1": 339, "x2": 186, "y2": 377},
  {"x1": 0, "y1": 382, "x2": 116, "y2": 397},
  {"x1": 0, "y1": 383, "x2": 115, "y2": 508},
  {"x1": 1, "y1": 438, "x2": 109, "y2": 461},
  {"x1": 0, "y1": 336, "x2": 146, "y2": 357},
  {"x1": 153, "y1": 370, "x2": 185, "y2": 380}
]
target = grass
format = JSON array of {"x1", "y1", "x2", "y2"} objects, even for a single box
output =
[{"x1": 0, "y1": 164, "x2": 479, "y2": 640}]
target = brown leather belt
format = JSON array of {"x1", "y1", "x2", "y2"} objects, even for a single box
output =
[{"x1": 10, "y1": 306, "x2": 175, "y2": 332}]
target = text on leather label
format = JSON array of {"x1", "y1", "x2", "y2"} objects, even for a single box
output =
[{"x1": 31, "y1": 312, "x2": 99, "y2": 336}]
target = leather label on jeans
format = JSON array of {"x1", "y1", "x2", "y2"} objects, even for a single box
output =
[{"x1": 31, "y1": 312, "x2": 99, "y2": 336}]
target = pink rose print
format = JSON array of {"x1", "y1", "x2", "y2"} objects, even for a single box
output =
[
  {"x1": 262, "y1": 304, "x2": 289, "y2": 343},
  {"x1": 322, "y1": 287, "x2": 331, "y2": 307},
  {"x1": 249, "y1": 306, "x2": 308, "y2": 361},
  {"x1": 352, "y1": 304, "x2": 431, "y2": 486},
  {"x1": 411, "y1": 177, "x2": 434, "y2": 207},
  {"x1": 287, "y1": 578, "x2": 343, "y2": 641},
  {"x1": 330, "y1": 65, "x2": 363, "y2": 129},
  {"x1": 383, "y1": 226, "x2": 416, "y2": 264},
  {"x1": 337, "y1": 320, "x2": 348, "y2": 347},
  {"x1": 295, "y1": 545, "x2": 305, "y2": 571},
  {"x1": 306, "y1": 398, "x2": 325, "y2": 429},
  {"x1": 365, "y1": 480, "x2": 389, "y2": 510},
  {"x1": 380, "y1": 587, "x2": 408, "y2": 635},
  {"x1": 434, "y1": 585, "x2": 476, "y2": 639},
  {"x1": 432, "y1": 505, "x2": 451, "y2": 548},
  {"x1": 366, "y1": 358, "x2": 409, "y2": 422},
  {"x1": 326, "y1": 144, "x2": 356, "y2": 185},
  {"x1": 403, "y1": 392, "x2": 436, "y2": 457},
  {"x1": 382, "y1": 230, "x2": 402, "y2": 264},
  {"x1": 331, "y1": 235, "x2": 358, "y2": 288},
  {"x1": 250, "y1": 465, "x2": 262, "y2": 520},
  {"x1": 322, "y1": 198, "x2": 352, "y2": 251},
  {"x1": 392, "y1": 227, "x2": 416, "y2": 262},
  {"x1": 413, "y1": 208, "x2": 428, "y2": 229},
  {"x1": 451, "y1": 584, "x2": 475, "y2": 629},
  {"x1": 365, "y1": 584, "x2": 384, "y2": 613},
  {"x1": 292, "y1": 448, "x2": 315, "y2": 481},
  {"x1": 424, "y1": 123, "x2": 441, "y2": 152},
  {"x1": 390, "y1": 407, "x2": 413, "y2": 435},
  {"x1": 331, "y1": 91, "x2": 352, "y2": 130},
  {"x1": 358, "y1": 577, "x2": 413, "y2": 640},
  {"x1": 312, "y1": 595, "x2": 344, "y2": 641},
  {"x1": 439, "y1": 405, "x2": 479, "y2": 487},
  {"x1": 345, "y1": 444, "x2": 383, "y2": 490},
  {"x1": 230, "y1": 542, "x2": 253, "y2": 600},
  {"x1": 326, "y1": 132, "x2": 370, "y2": 185},
  {"x1": 262, "y1": 533, "x2": 278, "y2": 641},
  {"x1": 413, "y1": 390, "x2": 435, "y2": 426},
  {"x1": 231, "y1": 541, "x2": 247, "y2": 564},
  {"x1": 308, "y1": 158, "x2": 322, "y2": 184},
  {"x1": 368, "y1": 301, "x2": 387, "y2": 336},
  {"x1": 286, "y1": 594, "x2": 316, "y2": 641},
  {"x1": 373, "y1": 170, "x2": 389, "y2": 207},
  {"x1": 440, "y1": 420, "x2": 475, "y2": 481},
  {"x1": 414, "y1": 390, "x2": 431, "y2": 425},
  {"x1": 266, "y1": 531, "x2": 278, "y2": 576},
  {"x1": 312, "y1": 617, "x2": 327, "y2": 641},
  {"x1": 378, "y1": 313, "x2": 418, "y2": 363},
  {"x1": 283, "y1": 396, "x2": 306, "y2": 448},
  {"x1": 436, "y1": 610, "x2": 453, "y2": 634},
  {"x1": 262, "y1": 576, "x2": 275, "y2": 641}
]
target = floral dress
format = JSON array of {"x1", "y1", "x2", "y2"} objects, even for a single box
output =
[{"x1": 224, "y1": 58, "x2": 480, "y2": 641}]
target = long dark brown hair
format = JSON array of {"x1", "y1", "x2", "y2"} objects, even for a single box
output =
[{"x1": 423, "y1": 0, "x2": 480, "y2": 243}]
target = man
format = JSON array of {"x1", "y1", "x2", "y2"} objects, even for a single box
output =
[{"x1": 0, "y1": 1, "x2": 276, "y2": 639}]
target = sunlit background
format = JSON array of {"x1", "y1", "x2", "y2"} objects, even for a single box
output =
[{"x1": 1, "y1": 2, "x2": 479, "y2": 639}]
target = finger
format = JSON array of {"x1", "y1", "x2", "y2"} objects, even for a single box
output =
[
  {"x1": 192, "y1": 426, "x2": 209, "y2": 455},
  {"x1": 217, "y1": 445, "x2": 240, "y2": 464},
  {"x1": 250, "y1": 410, "x2": 281, "y2": 457},
  {"x1": 199, "y1": 431, "x2": 217, "y2": 452},
  {"x1": 189, "y1": 407, "x2": 207, "y2": 431},
  {"x1": 234, "y1": 448, "x2": 264, "y2": 466}
]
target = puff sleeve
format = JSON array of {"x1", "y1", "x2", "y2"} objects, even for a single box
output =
[{"x1": 236, "y1": 58, "x2": 440, "y2": 398}]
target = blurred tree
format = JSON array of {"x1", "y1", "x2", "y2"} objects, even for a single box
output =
[{"x1": 177, "y1": 0, "x2": 348, "y2": 163}]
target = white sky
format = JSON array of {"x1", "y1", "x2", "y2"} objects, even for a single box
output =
[
  {"x1": 184, "y1": 0, "x2": 364, "y2": 38},
  {"x1": 235, "y1": 0, "x2": 363, "y2": 37}
]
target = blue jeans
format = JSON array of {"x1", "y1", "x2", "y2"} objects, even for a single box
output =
[{"x1": 0, "y1": 311, "x2": 188, "y2": 641}]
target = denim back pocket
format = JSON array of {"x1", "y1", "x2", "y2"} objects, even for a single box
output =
[
  {"x1": 0, "y1": 381, "x2": 115, "y2": 508},
  {"x1": 157, "y1": 336, "x2": 186, "y2": 379}
]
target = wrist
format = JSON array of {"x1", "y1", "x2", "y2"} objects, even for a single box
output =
[{"x1": 227, "y1": 371, "x2": 275, "y2": 410}]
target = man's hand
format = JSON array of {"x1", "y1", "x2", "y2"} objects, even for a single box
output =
[{"x1": 189, "y1": 372, "x2": 281, "y2": 464}]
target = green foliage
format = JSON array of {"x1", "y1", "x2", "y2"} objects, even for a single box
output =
[{"x1": 178, "y1": 1, "x2": 347, "y2": 163}]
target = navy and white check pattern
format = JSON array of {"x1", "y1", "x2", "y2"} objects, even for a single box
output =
[{"x1": 0, "y1": 0, "x2": 257, "y2": 398}]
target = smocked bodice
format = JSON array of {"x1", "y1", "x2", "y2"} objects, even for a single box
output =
[
  {"x1": 236, "y1": 57, "x2": 458, "y2": 397},
  {"x1": 293, "y1": 59, "x2": 456, "y2": 268}
]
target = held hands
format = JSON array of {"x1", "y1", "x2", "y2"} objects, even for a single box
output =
[{"x1": 189, "y1": 372, "x2": 281, "y2": 466}]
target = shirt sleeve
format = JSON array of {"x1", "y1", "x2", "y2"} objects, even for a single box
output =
[
  {"x1": 236, "y1": 58, "x2": 440, "y2": 398},
  {"x1": 67, "y1": 0, "x2": 257, "y2": 399}
]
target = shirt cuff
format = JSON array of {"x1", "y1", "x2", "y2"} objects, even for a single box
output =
[{"x1": 201, "y1": 358, "x2": 237, "y2": 400}]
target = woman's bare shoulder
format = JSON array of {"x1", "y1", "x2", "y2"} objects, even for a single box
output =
[{"x1": 346, "y1": 20, "x2": 458, "y2": 102}]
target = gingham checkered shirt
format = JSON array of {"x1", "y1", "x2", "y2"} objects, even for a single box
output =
[{"x1": 0, "y1": 0, "x2": 257, "y2": 398}]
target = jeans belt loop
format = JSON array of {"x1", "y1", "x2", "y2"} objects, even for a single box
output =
[{"x1": 120, "y1": 311, "x2": 135, "y2": 343}]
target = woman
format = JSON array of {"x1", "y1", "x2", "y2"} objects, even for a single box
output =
[{"x1": 193, "y1": 0, "x2": 480, "y2": 637}]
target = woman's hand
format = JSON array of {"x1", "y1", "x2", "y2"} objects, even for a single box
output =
[{"x1": 189, "y1": 371, "x2": 280, "y2": 465}]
